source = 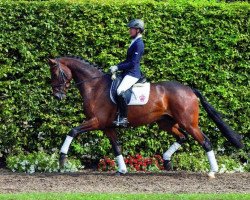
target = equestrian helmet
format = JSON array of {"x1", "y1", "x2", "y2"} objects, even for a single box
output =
[{"x1": 127, "y1": 19, "x2": 144, "y2": 33}]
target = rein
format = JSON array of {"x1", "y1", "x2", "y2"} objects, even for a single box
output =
[{"x1": 74, "y1": 75, "x2": 107, "y2": 86}]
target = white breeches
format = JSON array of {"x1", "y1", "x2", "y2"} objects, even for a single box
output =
[{"x1": 117, "y1": 75, "x2": 139, "y2": 95}]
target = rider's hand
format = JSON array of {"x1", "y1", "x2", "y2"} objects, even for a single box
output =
[{"x1": 110, "y1": 65, "x2": 118, "y2": 73}]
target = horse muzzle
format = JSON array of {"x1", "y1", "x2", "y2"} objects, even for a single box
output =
[{"x1": 54, "y1": 92, "x2": 66, "y2": 100}]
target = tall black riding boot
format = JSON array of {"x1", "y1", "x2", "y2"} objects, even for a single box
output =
[{"x1": 114, "y1": 92, "x2": 128, "y2": 127}]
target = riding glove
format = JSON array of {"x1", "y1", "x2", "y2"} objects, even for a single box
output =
[{"x1": 110, "y1": 65, "x2": 118, "y2": 73}]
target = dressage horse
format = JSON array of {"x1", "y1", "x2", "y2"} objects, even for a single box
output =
[{"x1": 48, "y1": 56, "x2": 243, "y2": 178}]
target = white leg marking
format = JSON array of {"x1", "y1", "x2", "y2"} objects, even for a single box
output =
[
  {"x1": 60, "y1": 136, "x2": 73, "y2": 154},
  {"x1": 207, "y1": 150, "x2": 219, "y2": 173},
  {"x1": 116, "y1": 155, "x2": 127, "y2": 174},
  {"x1": 163, "y1": 142, "x2": 181, "y2": 160}
]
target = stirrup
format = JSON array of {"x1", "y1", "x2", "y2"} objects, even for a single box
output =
[{"x1": 113, "y1": 116, "x2": 128, "y2": 127}]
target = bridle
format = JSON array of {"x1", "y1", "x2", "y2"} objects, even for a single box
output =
[
  {"x1": 51, "y1": 59, "x2": 107, "y2": 90},
  {"x1": 51, "y1": 59, "x2": 69, "y2": 89}
]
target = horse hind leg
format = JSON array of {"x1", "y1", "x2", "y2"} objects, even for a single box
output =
[
  {"x1": 164, "y1": 119, "x2": 219, "y2": 178},
  {"x1": 157, "y1": 117, "x2": 188, "y2": 170},
  {"x1": 171, "y1": 97, "x2": 218, "y2": 178},
  {"x1": 184, "y1": 125, "x2": 219, "y2": 178}
]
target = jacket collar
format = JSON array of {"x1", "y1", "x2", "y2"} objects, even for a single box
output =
[{"x1": 129, "y1": 34, "x2": 142, "y2": 48}]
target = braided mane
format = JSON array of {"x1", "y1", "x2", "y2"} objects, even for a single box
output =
[{"x1": 56, "y1": 55, "x2": 102, "y2": 70}]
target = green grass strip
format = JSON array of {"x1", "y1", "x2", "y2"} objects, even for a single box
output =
[{"x1": 0, "y1": 193, "x2": 249, "y2": 200}]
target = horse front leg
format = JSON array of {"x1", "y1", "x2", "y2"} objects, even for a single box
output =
[
  {"x1": 104, "y1": 128, "x2": 127, "y2": 175},
  {"x1": 59, "y1": 117, "x2": 99, "y2": 168}
]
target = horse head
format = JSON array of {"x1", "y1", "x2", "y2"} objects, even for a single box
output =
[{"x1": 48, "y1": 58, "x2": 72, "y2": 100}]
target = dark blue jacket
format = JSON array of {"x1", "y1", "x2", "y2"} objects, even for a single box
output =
[{"x1": 117, "y1": 37, "x2": 144, "y2": 79}]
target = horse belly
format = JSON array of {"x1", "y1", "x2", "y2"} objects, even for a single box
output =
[{"x1": 127, "y1": 88, "x2": 167, "y2": 127}]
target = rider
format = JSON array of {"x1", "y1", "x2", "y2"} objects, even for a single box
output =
[{"x1": 110, "y1": 19, "x2": 145, "y2": 127}]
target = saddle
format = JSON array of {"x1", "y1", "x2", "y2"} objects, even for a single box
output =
[{"x1": 110, "y1": 74, "x2": 150, "y2": 106}]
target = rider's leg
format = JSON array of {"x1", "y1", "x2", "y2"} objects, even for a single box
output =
[
  {"x1": 115, "y1": 75, "x2": 139, "y2": 127},
  {"x1": 117, "y1": 75, "x2": 139, "y2": 95},
  {"x1": 116, "y1": 91, "x2": 128, "y2": 121}
]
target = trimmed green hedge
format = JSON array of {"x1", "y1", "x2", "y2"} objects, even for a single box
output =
[{"x1": 0, "y1": 0, "x2": 249, "y2": 162}]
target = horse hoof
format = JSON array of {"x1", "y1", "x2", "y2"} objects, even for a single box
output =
[
  {"x1": 163, "y1": 160, "x2": 173, "y2": 171},
  {"x1": 59, "y1": 153, "x2": 67, "y2": 168},
  {"x1": 115, "y1": 171, "x2": 127, "y2": 176},
  {"x1": 208, "y1": 172, "x2": 216, "y2": 179}
]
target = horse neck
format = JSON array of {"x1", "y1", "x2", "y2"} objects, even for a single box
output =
[
  {"x1": 62, "y1": 58, "x2": 107, "y2": 100},
  {"x1": 64, "y1": 59, "x2": 103, "y2": 82}
]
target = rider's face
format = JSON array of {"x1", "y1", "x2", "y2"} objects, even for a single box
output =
[{"x1": 129, "y1": 28, "x2": 139, "y2": 38}]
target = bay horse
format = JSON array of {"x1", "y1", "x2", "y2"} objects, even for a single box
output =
[{"x1": 48, "y1": 56, "x2": 244, "y2": 178}]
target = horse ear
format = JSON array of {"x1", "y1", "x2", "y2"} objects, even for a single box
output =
[{"x1": 48, "y1": 58, "x2": 56, "y2": 65}]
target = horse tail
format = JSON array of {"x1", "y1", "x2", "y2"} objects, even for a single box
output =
[{"x1": 192, "y1": 88, "x2": 244, "y2": 149}]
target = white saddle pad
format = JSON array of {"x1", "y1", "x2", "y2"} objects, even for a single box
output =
[{"x1": 110, "y1": 83, "x2": 150, "y2": 105}]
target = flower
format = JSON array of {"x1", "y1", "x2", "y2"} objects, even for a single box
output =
[{"x1": 98, "y1": 154, "x2": 164, "y2": 172}]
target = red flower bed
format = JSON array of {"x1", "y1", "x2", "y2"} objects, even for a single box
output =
[
  {"x1": 98, "y1": 154, "x2": 164, "y2": 172},
  {"x1": 98, "y1": 157, "x2": 116, "y2": 172}
]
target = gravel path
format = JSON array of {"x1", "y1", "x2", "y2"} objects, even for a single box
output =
[{"x1": 0, "y1": 169, "x2": 249, "y2": 194}]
